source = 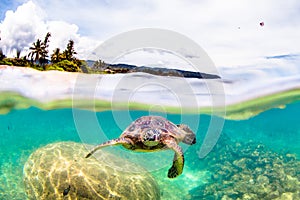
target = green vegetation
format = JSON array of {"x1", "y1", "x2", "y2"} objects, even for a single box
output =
[
  {"x1": 28, "y1": 32, "x2": 51, "y2": 67},
  {"x1": 88, "y1": 59, "x2": 117, "y2": 74},
  {"x1": 0, "y1": 32, "x2": 85, "y2": 72},
  {"x1": 0, "y1": 32, "x2": 115, "y2": 74},
  {"x1": 48, "y1": 60, "x2": 80, "y2": 72},
  {"x1": 0, "y1": 49, "x2": 6, "y2": 60}
]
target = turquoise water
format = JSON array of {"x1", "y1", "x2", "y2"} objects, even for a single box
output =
[{"x1": 0, "y1": 102, "x2": 299, "y2": 199}]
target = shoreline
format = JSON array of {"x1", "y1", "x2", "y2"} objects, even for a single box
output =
[{"x1": 1, "y1": 65, "x2": 300, "y2": 119}]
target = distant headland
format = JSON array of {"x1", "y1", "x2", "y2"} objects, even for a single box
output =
[{"x1": 93, "y1": 63, "x2": 220, "y2": 79}]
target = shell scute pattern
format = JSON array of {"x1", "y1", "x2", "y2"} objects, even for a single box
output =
[
  {"x1": 151, "y1": 117, "x2": 165, "y2": 127},
  {"x1": 127, "y1": 124, "x2": 135, "y2": 132}
]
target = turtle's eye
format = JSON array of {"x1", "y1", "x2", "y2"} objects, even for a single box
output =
[{"x1": 143, "y1": 129, "x2": 160, "y2": 146}]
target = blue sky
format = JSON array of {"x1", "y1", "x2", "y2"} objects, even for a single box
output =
[
  {"x1": 0, "y1": 0, "x2": 26, "y2": 19},
  {"x1": 1, "y1": 0, "x2": 300, "y2": 68}
]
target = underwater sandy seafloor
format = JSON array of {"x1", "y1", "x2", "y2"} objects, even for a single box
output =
[{"x1": 0, "y1": 100, "x2": 299, "y2": 199}]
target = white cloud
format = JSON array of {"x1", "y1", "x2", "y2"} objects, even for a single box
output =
[
  {"x1": 0, "y1": 1, "x2": 45, "y2": 55},
  {"x1": 1, "y1": 0, "x2": 300, "y2": 67},
  {"x1": 0, "y1": 0, "x2": 100, "y2": 59},
  {"x1": 44, "y1": 20, "x2": 101, "y2": 59},
  {"x1": 31, "y1": 0, "x2": 300, "y2": 66}
]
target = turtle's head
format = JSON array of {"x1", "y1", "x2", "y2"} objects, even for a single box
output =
[
  {"x1": 142, "y1": 129, "x2": 160, "y2": 146},
  {"x1": 177, "y1": 124, "x2": 196, "y2": 145}
]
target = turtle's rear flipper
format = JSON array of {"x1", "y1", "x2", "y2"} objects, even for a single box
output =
[
  {"x1": 85, "y1": 138, "x2": 132, "y2": 158},
  {"x1": 165, "y1": 139, "x2": 184, "y2": 178}
]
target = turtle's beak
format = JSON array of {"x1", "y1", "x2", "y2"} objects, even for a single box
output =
[{"x1": 183, "y1": 134, "x2": 196, "y2": 145}]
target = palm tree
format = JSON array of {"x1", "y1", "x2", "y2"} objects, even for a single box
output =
[
  {"x1": 28, "y1": 39, "x2": 43, "y2": 63},
  {"x1": 92, "y1": 59, "x2": 108, "y2": 70},
  {"x1": 40, "y1": 32, "x2": 51, "y2": 65},
  {"x1": 28, "y1": 32, "x2": 51, "y2": 67},
  {"x1": 16, "y1": 49, "x2": 21, "y2": 59},
  {"x1": 0, "y1": 48, "x2": 6, "y2": 60},
  {"x1": 63, "y1": 39, "x2": 77, "y2": 61},
  {"x1": 51, "y1": 48, "x2": 63, "y2": 63},
  {"x1": 43, "y1": 32, "x2": 51, "y2": 48}
]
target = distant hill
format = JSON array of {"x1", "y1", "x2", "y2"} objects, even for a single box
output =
[
  {"x1": 87, "y1": 60, "x2": 220, "y2": 79},
  {"x1": 96, "y1": 63, "x2": 221, "y2": 79}
]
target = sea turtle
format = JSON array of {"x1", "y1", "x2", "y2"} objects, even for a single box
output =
[{"x1": 86, "y1": 116, "x2": 196, "y2": 178}]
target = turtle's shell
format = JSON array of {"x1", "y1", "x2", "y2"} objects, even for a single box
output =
[{"x1": 123, "y1": 116, "x2": 183, "y2": 143}]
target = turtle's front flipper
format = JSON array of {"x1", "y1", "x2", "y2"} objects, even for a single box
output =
[
  {"x1": 85, "y1": 138, "x2": 132, "y2": 158},
  {"x1": 164, "y1": 139, "x2": 184, "y2": 178}
]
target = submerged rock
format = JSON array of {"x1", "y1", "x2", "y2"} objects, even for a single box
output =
[{"x1": 23, "y1": 142, "x2": 160, "y2": 200}]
